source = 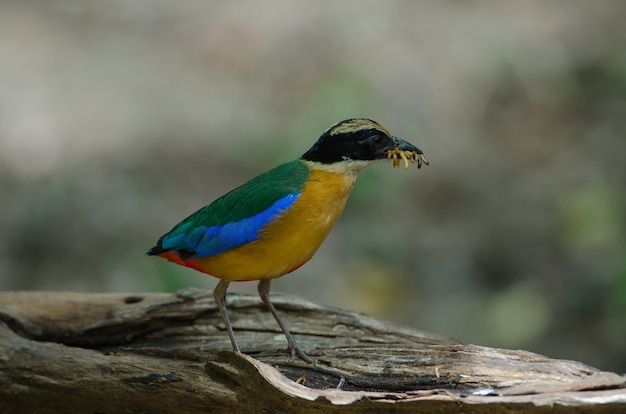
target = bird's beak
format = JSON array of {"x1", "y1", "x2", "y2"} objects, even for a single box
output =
[
  {"x1": 391, "y1": 136, "x2": 422, "y2": 154},
  {"x1": 385, "y1": 136, "x2": 429, "y2": 169}
]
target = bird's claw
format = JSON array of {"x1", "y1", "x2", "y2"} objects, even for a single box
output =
[{"x1": 286, "y1": 342, "x2": 321, "y2": 364}]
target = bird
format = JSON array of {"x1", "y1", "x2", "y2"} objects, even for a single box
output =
[{"x1": 147, "y1": 118, "x2": 428, "y2": 363}]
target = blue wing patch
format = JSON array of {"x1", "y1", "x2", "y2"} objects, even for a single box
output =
[{"x1": 159, "y1": 193, "x2": 300, "y2": 257}]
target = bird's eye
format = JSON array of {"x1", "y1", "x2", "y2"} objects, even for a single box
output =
[{"x1": 370, "y1": 135, "x2": 382, "y2": 144}]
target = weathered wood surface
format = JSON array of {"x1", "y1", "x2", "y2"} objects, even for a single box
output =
[{"x1": 0, "y1": 289, "x2": 624, "y2": 413}]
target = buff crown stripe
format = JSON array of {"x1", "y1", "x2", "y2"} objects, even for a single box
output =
[{"x1": 327, "y1": 119, "x2": 392, "y2": 138}]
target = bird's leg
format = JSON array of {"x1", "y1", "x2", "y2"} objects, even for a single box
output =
[
  {"x1": 213, "y1": 279, "x2": 241, "y2": 353},
  {"x1": 257, "y1": 279, "x2": 314, "y2": 363}
]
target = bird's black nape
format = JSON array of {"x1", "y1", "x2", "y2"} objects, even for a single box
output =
[{"x1": 301, "y1": 118, "x2": 413, "y2": 164}]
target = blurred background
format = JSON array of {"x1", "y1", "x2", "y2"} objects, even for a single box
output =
[{"x1": 1, "y1": 1, "x2": 625, "y2": 372}]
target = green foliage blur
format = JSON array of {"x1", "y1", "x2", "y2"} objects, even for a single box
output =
[{"x1": 1, "y1": 1, "x2": 624, "y2": 373}]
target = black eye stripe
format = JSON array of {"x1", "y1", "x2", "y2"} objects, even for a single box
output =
[{"x1": 301, "y1": 120, "x2": 396, "y2": 164}]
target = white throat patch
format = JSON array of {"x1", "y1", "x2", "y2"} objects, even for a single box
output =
[{"x1": 302, "y1": 159, "x2": 378, "y2": 176}]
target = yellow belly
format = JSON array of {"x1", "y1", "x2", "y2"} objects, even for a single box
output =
[{"x1": 189, "y1": 167, "x2": 357, "y2": 281}]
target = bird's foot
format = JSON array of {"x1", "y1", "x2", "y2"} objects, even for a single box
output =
[{"x1": 286, "y1": 343, "x2": 322, "y2": 364}]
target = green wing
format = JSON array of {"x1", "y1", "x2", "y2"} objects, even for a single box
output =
[{"x1": 148, "y1": 160, "x2": 310, "y2": 258}]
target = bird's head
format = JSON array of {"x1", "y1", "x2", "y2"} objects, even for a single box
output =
[{"x1": 301, "y1": 118, "x2": 428, "y2": 173}]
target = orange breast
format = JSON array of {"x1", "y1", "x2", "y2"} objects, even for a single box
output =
[{"x1": 162, "y1": 166, "x2": 357, "y2": 281}]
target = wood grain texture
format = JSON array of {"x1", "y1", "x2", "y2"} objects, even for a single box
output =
[{"x1": 0, "y1": 289, "x2": 624, "y2": 413}]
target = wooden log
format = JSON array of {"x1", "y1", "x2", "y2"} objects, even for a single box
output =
[{"x1": 0, "y1": 289, "x2": 624, "y2": 413}]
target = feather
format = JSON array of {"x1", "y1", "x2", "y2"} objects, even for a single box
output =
[{"x1": 147, "y1": 160, "x2": 309, "y2": 258}]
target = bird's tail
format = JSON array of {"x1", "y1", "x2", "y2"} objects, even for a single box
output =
[{"x1": 146, "y1": 243, "x2": 167, "y2": 256}]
